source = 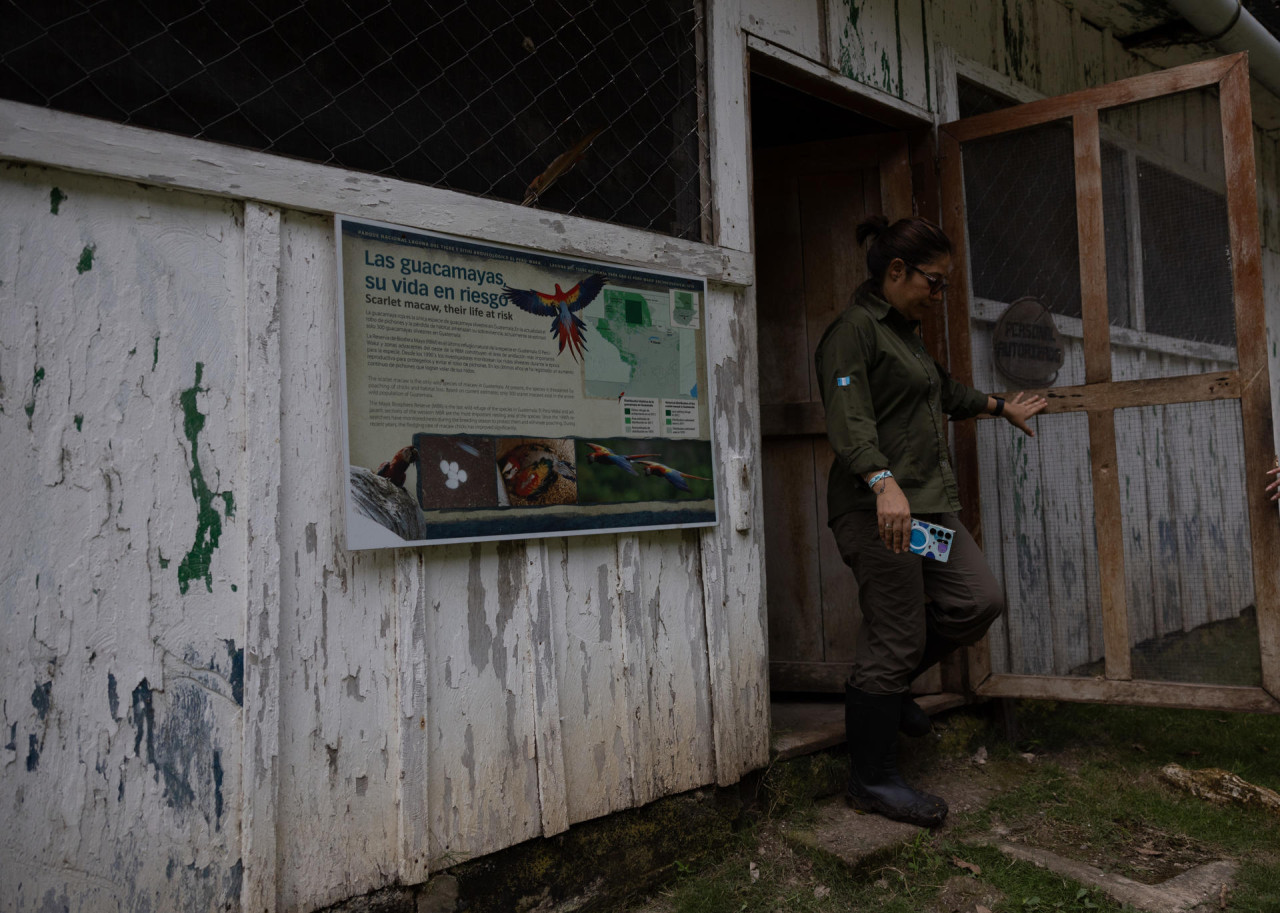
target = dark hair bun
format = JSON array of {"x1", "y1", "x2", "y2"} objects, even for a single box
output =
[{"x1": 856, "y1": 214, "x2": 890, "y2": 246}]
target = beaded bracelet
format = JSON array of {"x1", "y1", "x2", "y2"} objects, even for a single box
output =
[{"x1": 867, "y1": 469, "x2": 893, "y2": 494}]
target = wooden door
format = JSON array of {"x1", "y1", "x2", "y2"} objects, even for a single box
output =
[
  {"x1": 941, "y1": 53, "x2": 1280, "y2": 713},
  {"x1": 756, "y1": 134, "x2": 917, "y2": 693}
]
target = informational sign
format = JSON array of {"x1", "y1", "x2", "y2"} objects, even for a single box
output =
[
  {"x1": 992, "y1": 296, "x2": 1065, "y2": 385},
  {"x1": 336, "y1": 216, "x2": 717, "y2": 549}
]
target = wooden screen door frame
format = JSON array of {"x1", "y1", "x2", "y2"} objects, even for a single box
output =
[{"x1": 940, "y1": 53, "x2": 1280, "y2": 714}]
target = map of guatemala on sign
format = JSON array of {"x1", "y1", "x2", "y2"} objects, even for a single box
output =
[{"x1": 581, "y1": 287, "x2": 699, "y2": 401}]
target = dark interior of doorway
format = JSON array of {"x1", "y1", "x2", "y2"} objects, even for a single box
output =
[
  {"x1": 750, "y1": 74, "x2": 887, "y2": 148},
  {"x1": 750, "y1": 72, "x2": 963, "y2": 756}
]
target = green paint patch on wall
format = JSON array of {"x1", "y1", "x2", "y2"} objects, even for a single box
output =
[
  {"x1": 24, "y1": 366, "x2": 45, "y2": 420},
  {"x1": 76, "y1": 245, "x2": 95, "y2": 274},
  {"x1": 177, "y1": 362, "x2": 234, "y2": 595},
  {"x1": 158, "y1": 550, "x2": 170, "y2": 569},
  {"x1": 153, "y1": 336, "x2": 160, "y2": 371},
  {"x1": 74, "y1": 414, "x2": 83, "y2": 431},
  {"x1": 50, "y1": 188, "x2": 66, "y2": 214}
]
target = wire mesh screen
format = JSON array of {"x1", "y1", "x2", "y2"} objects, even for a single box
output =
[
  {"x1": 1, "y1": 0, "x2": 710, "y2": 241},
  {"x1": 962, "y1": 119, "x2": 1083, "y2": 325},
  {"x1": 977, "y1": 412, "x2": 1102, "y2": 676},
  {"x1": 1100, "y1": 88, "x2": 1236, "y2": 380},
  {"x1": 1115, "y1": 400, "x2": 1259, "y2": 686}
]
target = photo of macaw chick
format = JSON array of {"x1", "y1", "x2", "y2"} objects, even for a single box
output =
[
  {"x1": 497, "y1": 438, "x2": 579, "y2": 507},
  {"x1": 375, "y1": 446, "x2": 418, "y2": 488}
]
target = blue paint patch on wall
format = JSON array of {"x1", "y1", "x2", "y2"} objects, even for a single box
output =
[
  {"x1": 224, "y1": 640, "x2": 243, "y2": 706},
  {"x1": 107, "y1": 672, "x2": 119, "y2": 719},
  {"x1": 213, "y1": 748, "x2": 223, "y2": 829},
  {"x1": 131, "y1": 679, "x2": 157, "y2": 768},
  {"x1": 26, "y1": 734, "x2": 39, "y2": 771},
  {"x1": 31, "y1": 681, "x2": 52, "y2": 720}
]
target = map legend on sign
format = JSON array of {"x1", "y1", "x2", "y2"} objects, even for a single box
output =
[
  {"x1": 661, "y1": 399, "x2": 699, "y2": 438},
  {"x1": 620, "y1": 396, "x2": 659, "y2": 435}
]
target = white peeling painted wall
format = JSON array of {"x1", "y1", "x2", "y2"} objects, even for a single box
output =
[
  {"x1": 1, "y1": 164, "x2": 247, "y2": 911},
  {"x1": 0, "y1": 64, "x2": 768, "y2": 910}
]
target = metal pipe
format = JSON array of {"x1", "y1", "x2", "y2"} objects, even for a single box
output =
[{"x1": 1166, "y1": 0, "x2": 1280, "y2": 99}]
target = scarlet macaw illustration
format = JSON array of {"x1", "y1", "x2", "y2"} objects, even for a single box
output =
[
  {"x1": 376, "y1": 445, "x2": 418, "y2": 488},
  {"x1": 585, "y1": 443, "x2": 659, "y2": 476},
  {"x1": 504, "y1": 274, "x2": 606, "y2": 362},
  {"x1": 633, "y1": 460, "x2": 711, "y2": 493}
]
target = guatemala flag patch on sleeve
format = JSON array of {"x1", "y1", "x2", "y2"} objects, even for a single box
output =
[{"x1": 836, "y1": 376, "x2": 851, "y2": 387}]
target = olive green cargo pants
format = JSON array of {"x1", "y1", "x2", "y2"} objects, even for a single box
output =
[{"x1": 831, "y1": 509, "x2": 1005, "y2": 694}]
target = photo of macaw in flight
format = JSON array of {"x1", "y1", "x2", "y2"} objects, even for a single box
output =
[
  {"x1": 585, "y1": 443, "x2": 659, "y2": 476},
  {"x1": 503, "y1": 274, "x2": 606, "y2": 362},
  {"x1": 633, "y1": 459, "x2": 712, "y2": 493}
]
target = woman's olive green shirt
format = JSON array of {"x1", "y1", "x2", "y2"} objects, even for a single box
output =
[{"x1": 814, "y1": 282, "x2": 988, "y2": 521}]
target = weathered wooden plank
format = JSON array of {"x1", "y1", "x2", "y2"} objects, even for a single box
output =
[
  {"x1": 814, "y1": 441, "x2": 862, "y2": 667},
  {"x1": 747, "y1": 37, "x2": 932, "y2": 127},
  {"x1": 742, "y1": 0, "x2": 825, "y2": 64},
  {"x1": 1017, "y1": 371, "x2": 1242, "y2": 413},
  {"x1": 1221, "y1": 58, "x2": 1280, "y2": 698},
  {"x1": 763, "y1": 437, "x2": 824, "y2": 664},
  {"x1": 709, "y1": 0, "x2": 751, "y2": 252},
  {"x1": 1089, "y1": 410, "x2": 1132, "y2": 680},
  {"x1": 276, "y1": 209, "x2": 404, "y2": 911},
  {"x1": 627, "y1": 530, "x2": 716, "y2": 800},
  {"x1": 0, "y1": 100, "x2": 753, "y2": 286},
  {"x1": 551, "y1": 536, "x2": 632, "y2": 825},
  {"x1": 241, "y1": 200, "x2": 283, "y2": 910},
  {"x1": 699, "y1": 280, "x2": 770, "y2": 785},
  {"x1": 1076, "y1": 109, "x2": 1111, "y2": 386},
  {"x1": 754, "y1": 169, "x2": 810, "y2": 405},
  {"x1": 525, "y1": 540, "x2": 569, "y2": 838},
  {"x1": 422, "y1": 543, "x2": 543, "y2": 865},
  {"x1": 976, "y1": 675, "x2": 1280, "y2": 714}
]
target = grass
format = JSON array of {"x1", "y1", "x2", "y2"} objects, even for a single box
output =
[{"x1": 625, "y1": 700, "x2": 1280, "y2": 913}]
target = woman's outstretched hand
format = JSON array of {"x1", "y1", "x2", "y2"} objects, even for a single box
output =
[
  {"x1": 1002, "y1": 391, "x2": 1049, "y2": 437},
  {"x1": 1266, "y1": 466, "x2": 1280, "y2": 502}
]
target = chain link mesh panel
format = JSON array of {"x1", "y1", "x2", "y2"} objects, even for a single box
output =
[{"x1": 1, "y1": 0, "x2": 710, "y2": 241}]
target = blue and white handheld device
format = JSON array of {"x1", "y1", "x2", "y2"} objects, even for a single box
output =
[{"x1": 909, "y1": 519, "x2": 955, "y2": 562}]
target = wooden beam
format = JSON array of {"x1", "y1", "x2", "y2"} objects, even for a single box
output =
[
  {"x1": 976, "y1": 674, "x2": 1280, "y2": 714},
  {"x1": 979, "y1": 371, "x2": 1242, "y2": 415},
  {"x1": 746, "y1": 35, "x2": 932, "y2": 128},
  {"x1": 940, "y1": 53, "x2": 1241, "y2": 143},
  {"x1": 1088, "y1": 410, "x2": 1132, "y2": 680},
  {"x1": 0, "y1": 100, "x2": 754, "y2": 286},
  {"x1": 938, "y1": 130, "x2": 983, "y2": 546},
  {"x1": 1220, "y1": 58, "x2": 1280, "y2": 699},
  {"x1": 1075, "y1": 109, "x2": 1111, "y2": 385}
]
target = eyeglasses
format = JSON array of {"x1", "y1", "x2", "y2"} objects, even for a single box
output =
[{"x1": 910, "y1": 265, "x2": 950, "y2": 294}]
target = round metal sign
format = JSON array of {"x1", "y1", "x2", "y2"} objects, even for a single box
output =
[{"x1": 991, "y1": 296, "x2": 1064, "y2": 386}]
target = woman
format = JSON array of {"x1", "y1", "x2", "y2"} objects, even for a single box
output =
[{"x1": 815, "y1": 215, "x2": 1047, "y2": 828}]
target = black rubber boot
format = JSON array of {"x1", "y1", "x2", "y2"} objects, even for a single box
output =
[
  {"x1": 900, "y1": 629, "x2": 957, "y2": 736},
  {"x1": 845, "y1": 684, "x2": 948, "y2": 827},
  {"x1": 899, "y1": 695, "x2": 932, "y2": 737}
]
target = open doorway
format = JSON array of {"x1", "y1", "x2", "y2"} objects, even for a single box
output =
[{"x1": 750, "y1": 67, "x2": 962, "y2": 722}]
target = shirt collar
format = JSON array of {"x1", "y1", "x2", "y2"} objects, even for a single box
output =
[{"x1": 855, "y1": 281, "x2": 917, "y2": 330}]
